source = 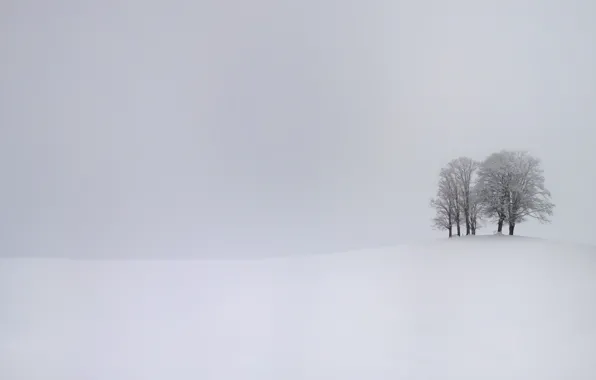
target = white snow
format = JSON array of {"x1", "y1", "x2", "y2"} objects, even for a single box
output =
[{"x1": 2, "y1": 235, "x2": 596, "y2": 379}]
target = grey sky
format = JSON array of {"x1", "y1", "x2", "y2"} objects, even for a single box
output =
[{"x1": 1, "y1": 0, "x2": 595, "y2": 258}]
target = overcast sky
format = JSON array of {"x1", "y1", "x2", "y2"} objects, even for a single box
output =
[{"x1": 1, "y1": 0, "x2": 595, "y2": 258}]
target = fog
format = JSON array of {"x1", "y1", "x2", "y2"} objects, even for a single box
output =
[{"x1": 1, "y1": 0, "x2": 595, "y2": 258}]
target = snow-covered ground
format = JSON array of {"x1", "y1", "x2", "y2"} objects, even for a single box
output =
[{"x1": 2, "y1": 235, "x2": 596, "y2": 379}]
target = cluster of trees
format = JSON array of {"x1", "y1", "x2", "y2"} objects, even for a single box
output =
[{"x1": 430, "y1": 151, "x2": 555, "y2": 237}]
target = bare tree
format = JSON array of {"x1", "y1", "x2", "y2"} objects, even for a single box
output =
[
  {"x1": 453, "y1": 182, "x2": 462, "y2": 237},
  {"x1": 504, "y1": 152, "x2": 554, "y2": 235},
  {"x1": 448, "y1": 157, "x2": 479, "y2": 235},
  {"x1": 431, "y1": 167, "x2": 460, "y2": 237},
  {"x1": 477, "y1": 151, "x2": 511, "y2": 233},
  {"x1": 469, "y1": 183, "x2": 483, "y2": 235},
  {"x1": 430, "y1": 197, "x2": 453, "y2": 237}
]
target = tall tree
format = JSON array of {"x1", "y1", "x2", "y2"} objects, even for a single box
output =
[{"x1": 448, "y1": 157, "x2": 479, "y2": 235}]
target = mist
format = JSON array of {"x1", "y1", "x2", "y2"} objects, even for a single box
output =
[{"x1": 1, "y1": 0, "x2": 595, "y2": 258}]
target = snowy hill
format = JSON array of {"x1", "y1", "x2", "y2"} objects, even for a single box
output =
[{"x1": 2, "y1": 235, "x2": 596, "y2": 379}]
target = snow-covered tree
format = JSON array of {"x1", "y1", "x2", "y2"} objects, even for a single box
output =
[
  {"x1": 477, "y1": 150, "x2": 554, "y2": 235},
  {"x1": 504, "y1": 152, "x2": 554, "y2": 235},
  {"x1": 448, "y1": 157, "x2": 479, "y2": 235}
]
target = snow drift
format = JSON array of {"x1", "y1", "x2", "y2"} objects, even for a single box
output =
[{"x1": 1, "y1": 235, "x2": 596, "y2": 379}]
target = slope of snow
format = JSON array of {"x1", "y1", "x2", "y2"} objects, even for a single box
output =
[{"x1": 2, "y1": 235, "x2": 596, "y2": 379}]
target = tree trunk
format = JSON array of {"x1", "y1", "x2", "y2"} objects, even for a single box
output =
[
  {"x1": 456, "y1": 222, "x2": 461, "y2": 237},
  {"x1": 449, "y1": 226, "x2": 452, "y2": 238},
  {"x1": 471, "y1": 227, "x2": 476, "y2": 235},
  {"x1": 509, "y1": 223, "x2": 515, "y2": 235},
  {"x1": 465, "y1": 211, "x2": 470, "y2": 236},
  {"x1": 497, "y1": 220, "x2": 503, "y2": 233}
]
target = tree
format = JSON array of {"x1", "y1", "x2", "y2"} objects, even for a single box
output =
[
  {"x1": 503, "y1": 152, "x2": 554, "y2": 235},
  {"x1": 452, "y1": 179, "x2": 462, "y2": 237},
  {"x1": 477, "y1": 151, "x2": 511, "y2": 233},
  {"x1": 448, "y1": 157, "x2": 479, "y2": 235},
  {"x1": 469, "y1": 183, "x2": 483, "y2": 235},
  {"x1": 477, "y1": 150, "x2": 554, "y2": 235},
  {"x1": 430, "y1": 197, "x2": 453, "y2": 237},
  {"x1": 431, "y1": 167, "x2": 460, "y2": 237}
]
